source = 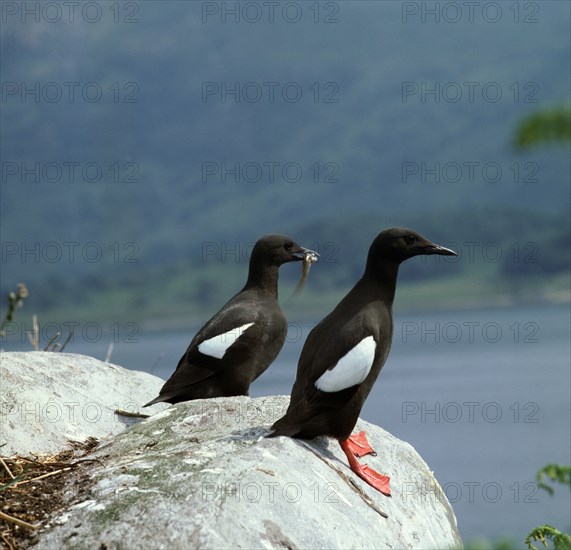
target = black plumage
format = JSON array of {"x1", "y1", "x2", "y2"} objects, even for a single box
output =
[
  {"x1": 270, "y1": 228, "x2": 456, "y2": 495},
  {"x1": 144, "y1": 234, "x2": 315, "y2": 407}
]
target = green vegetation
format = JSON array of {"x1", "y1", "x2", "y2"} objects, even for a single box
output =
[
  {"x1": 515, "y1": 106, "x2": 571, "y2": 149},
  {"x1": 463, "y1": 465, "x2": 571, "y2": 550},
  {"x1": 464, "y1": 537, "x2": 518, "y2": 550},
  {"x1": 526, "y1": 525, "x2": 571, "y2": 550},
  {"x1": 1, "y1": 206, "x2": 568, "y2": 325},
  {"x1": 526, "y1": 465, "x2": 571, "y2": 550},
  {"x1": 536, "y1": 465, "x2": 571, "y2": 496}
]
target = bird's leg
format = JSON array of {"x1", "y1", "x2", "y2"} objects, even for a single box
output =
[
  {"x1": 345, "y1": 430, "x2": 377, "y2": 458},
  {"x1": 339, "y1": 438, "x2": 391, "y2": 496}
]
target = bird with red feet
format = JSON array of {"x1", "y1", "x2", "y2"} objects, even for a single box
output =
[{"x1": 268, "y1": 228, "x2": 456, "y2": 496}]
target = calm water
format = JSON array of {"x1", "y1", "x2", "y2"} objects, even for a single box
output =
[{"x1": 5, "y1": 304, "x2": 570, "y2": 544}]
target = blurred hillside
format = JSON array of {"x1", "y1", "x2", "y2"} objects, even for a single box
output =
[{"x1": 1, "y1": 1, "x2": 569, "y2": 323}]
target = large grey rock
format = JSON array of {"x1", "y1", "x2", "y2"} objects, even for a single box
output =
[
  {"x1": 0, "y1": 352, "x2": 167, "y2": 455},
  {"x1": 38, "y1": 396, "x2": 462, "y2": 550}
]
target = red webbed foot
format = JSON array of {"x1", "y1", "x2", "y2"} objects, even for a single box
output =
[
  {"x1": 345, "y1": 430, "x2": 377, "y2": 458},
  {"x1": 339, "y1": 437, "x2": 391, "y2": 496}
]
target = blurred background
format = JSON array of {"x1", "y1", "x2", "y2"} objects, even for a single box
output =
[{"x1": 1, "y1": 1, "x2": 569, "y2": 547}]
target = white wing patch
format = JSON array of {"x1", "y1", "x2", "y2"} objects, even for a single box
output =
[
  {"x1": 198, "y1": 322, "x2": 255, "y2": 359},
  {"x1": 315, "y1": 335, "x2": 376, "y2": 393}
]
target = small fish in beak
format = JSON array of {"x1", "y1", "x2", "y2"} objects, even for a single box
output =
[{"x1": 291, "y1": 249, "x2": 319, "y2": 297}]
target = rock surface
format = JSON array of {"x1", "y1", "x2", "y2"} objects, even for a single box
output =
[
  {"x1": 37, "y1": 396, "x2": 462, "y2": 549},
  {"x1": 0, "y1": 352, "x2": 167, "y2": 455},
  {"x1": 1, "y1": 352, "x2": 462, "y2": 549}
]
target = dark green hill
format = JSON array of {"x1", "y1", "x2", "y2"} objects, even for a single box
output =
[{"x1": 1, "y1": 1, "x2": 569, "y2": 321}]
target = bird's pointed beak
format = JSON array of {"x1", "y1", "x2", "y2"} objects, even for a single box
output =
[
  {"x1": 293, "y1": 246, "x2": 319, "y2": 262},
  {"x1": 423, "y1": 242, "x2": 457, "y2": 256}
]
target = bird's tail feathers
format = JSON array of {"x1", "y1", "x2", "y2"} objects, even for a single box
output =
[
  {"x1": 143, "y1": 395, "x2": 170, "y2": 408},
  {"x1": 267, "y1": 416, "x2": 303, "y2": 438}
]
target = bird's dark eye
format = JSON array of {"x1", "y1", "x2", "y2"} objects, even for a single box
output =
[
  {"x1": 405, "y1": 235, "x2": 417, "y2": 244},
  {"x1": 285, "y1": 242, "x2": 294, "y2": 251}
]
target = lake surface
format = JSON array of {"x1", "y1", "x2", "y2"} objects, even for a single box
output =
[{"x1": 5, "y1": 304, "x2": 570, "y2": 544}]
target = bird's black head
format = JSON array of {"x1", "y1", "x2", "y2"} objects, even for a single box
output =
[
  {"x1": 251, "y1": 234, "x2": 316, "y2": 266},
  {"x1": 366, "y1": 227, "x2": 456, "y2": 271}
]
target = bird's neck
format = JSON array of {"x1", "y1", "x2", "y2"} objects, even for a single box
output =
[
  {"x1": 361, "y1": 261, "x2": 400, "y2": 307},
  {"x1": 244, "y1": 262, "x2": 279, "y2": 298}
]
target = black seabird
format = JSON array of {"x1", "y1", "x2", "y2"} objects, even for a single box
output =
[
  {"x1": 144, "y1": 234, "x2": 317, "y2": 407},
  {"x1": 269, "y1": 228, "x2": 456, "y2": 495}
]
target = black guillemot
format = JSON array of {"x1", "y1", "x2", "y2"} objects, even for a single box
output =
[
  {"x1": 144, "y1": 234, "x2": 317, "y2": 407},
  {"x1": 269, "y1": 228, "x2": 456, "y2": 495}
]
